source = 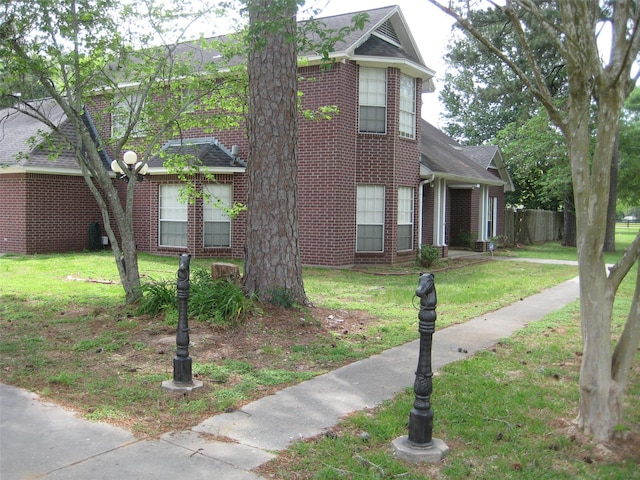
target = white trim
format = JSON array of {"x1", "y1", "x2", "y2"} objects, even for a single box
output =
[{"x1": 0, "y1": 166, "x2": 83, "y2": 176}]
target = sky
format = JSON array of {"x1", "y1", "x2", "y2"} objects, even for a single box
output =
[{"x1": 305, "y1": 0, "x2": 456, "y2": 127}]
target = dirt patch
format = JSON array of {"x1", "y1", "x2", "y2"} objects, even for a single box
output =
[{"x1": 147, "y1": 306, "x2": 375, "y2": 370}]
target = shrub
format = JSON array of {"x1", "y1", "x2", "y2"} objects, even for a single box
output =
[
  {"x1": 416, "y1": 244, "x2": 440, "y2": 268},
  {"x1": 137, "y1": 268, "x2": 254, "y2": 326},
  {"x1": 267, "y1": 286, "x2": 296, "y2": 309}
]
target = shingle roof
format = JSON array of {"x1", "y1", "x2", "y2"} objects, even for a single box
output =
[
  {"x1": 148, "y1": 138, "x2": 245, "y2": 170},
  {"x1": 420, "y1": 120, "x2": 504, "y2": 185},
  {"x1": 461, "y1": 145, "x2": 498, "y2": 169},
  {"x1": 0, "y1": 100, "x2": 78, "y2": 170}
]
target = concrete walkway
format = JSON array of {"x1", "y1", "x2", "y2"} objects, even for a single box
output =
[{"x1": 1, "y1": 266, "x2": 580, "y2": 479}]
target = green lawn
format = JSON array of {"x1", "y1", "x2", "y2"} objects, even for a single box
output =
[{"x1": 0, "y1": 235, "x2": 638, "y2": 478}]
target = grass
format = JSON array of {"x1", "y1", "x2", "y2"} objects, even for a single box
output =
[
  {"x1": 0, "y1": 251, "x2": 579, "y2": 436},
  {"x1": 497, "y1": 223, "x2": 639, "y2": 263},
  {"x1": 0, "y1": 231, "x2": 638, "y2": 479},
  {"x1": 259, "y1": 261, "x2": 640, "y2": 479}
]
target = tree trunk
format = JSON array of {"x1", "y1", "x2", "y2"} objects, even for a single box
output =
[
  {"x1": 603, "y1": 130, "x2": 618, "y2": 252},
  {"x1": 243, "y1": 0, "x2": 310, "y2": 306},
  {"x1": 566, "y1": 64, "x2": 623, "y2": 441},
  {"x1": 87, "y1": 175, "x2": 142, "y2": 305},
  {"x1": 562, "y1": 196, "x2": 576, "y2": 247}
]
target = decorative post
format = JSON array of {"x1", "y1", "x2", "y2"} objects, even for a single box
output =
[
  {"x1": 392, "y1": 272, "x2": 449, "y2": 462},
  {"x1": 162, "y1": 254, "x2": 203, "y2": 392}
]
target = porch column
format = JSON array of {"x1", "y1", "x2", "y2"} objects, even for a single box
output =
[
  {"x1": 433, "y1": 179, "x2": 447, "y2": 246},
  {"x1": 478, "y1": 184, "x2": 489, "y2": 242}
]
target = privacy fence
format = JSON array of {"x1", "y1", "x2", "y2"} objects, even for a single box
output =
[{"x1": 503, "y1": 209, "x2": 564, "y2": 246}]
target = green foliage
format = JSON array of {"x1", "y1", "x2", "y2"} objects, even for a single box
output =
[
  {"x1": 267, "y1": 286, "x2": 297, "y2": 309},
  {"x1": 137, "y1": 268, "x2": 255, "y2": 326},
  {"x1": 618, "y1": 87, "x2": 640, "y2": 207},
  {"x1": 415, "y1": 244, "x2": 440, "y2": 268},
  {"x1": 494, "y1": 110, "x2": 569, "y2": 210},
  {"x1": 453, "y1": 230, "x2": 475, "y2": 249},
  {"x1": 440, "y1": 2, "x2": 566, "y2": 145}
]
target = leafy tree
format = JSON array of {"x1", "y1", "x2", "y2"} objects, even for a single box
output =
[
  {"x1": 618, "y1": 87, "x2": 640, "y2": 207},
  {"x1": 440, "y1": 0, "x2": 566, "y2": 145},
  {"x1": 429, "y1": 0, "x2": 640, "y2": 442},
  {"x1": 494, "y1": 109, "x2": 568, "y2": 210},
  {"x1": 0, "y1": 0, "x2": 241, "y2": 304}
]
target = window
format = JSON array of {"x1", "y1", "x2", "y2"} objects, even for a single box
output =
[
  {"x1": 357, "y1": 185, "x2": 385, "y2": 252},
  {"x1": 111, "y1": 94, "x2": 144, "y2": 138},
  {"x1": 397, "y1": 187, "x2": 414, "y2": 250},
  {"x1": 159, "y1": 185, "x2": 188, "y2": 247},
  {"x1": 203, "y1": 184, "x2": 232, "y2": 248},
  {"x1": 359, "y1": 67, "x2": 387, "y2": 134},
  {"x1": 399, "y1": 74, "x2": 416, "y2": 139}
]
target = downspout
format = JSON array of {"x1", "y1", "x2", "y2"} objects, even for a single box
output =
[
  {"x1": 80, "y1": 106, "x2": 113, "y2": 168},
  {"x1": 418, "y1": 173, "x2": 435, "y2": 248}
]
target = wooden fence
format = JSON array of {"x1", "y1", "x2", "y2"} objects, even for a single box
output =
[{"x1": 504, "y1": 209, "x2": 564, "y2": 246}]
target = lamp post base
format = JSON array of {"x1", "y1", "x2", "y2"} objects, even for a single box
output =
[
  {"x1": 391, "y1": 436, "x2": 449, "y2": 463},
  {"x1": 161, "y1": 379, "x2": 203, "y2": 393}
]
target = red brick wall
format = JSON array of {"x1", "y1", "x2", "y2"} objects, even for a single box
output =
[
  {"x1": 0, "y1": 174, "x2": 27, "y2": 253},
  {"x1": 448, "y1": 189, "x2": 472, "y2": 247},
  {"x1": 6, "y1": 62, "x2": 425, "y2": 267},
  {"x1": 0, "y1": 173, "x2": 104, "y2": 254}
]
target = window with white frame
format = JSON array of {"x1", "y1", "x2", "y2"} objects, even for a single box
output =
[
  {"x1": 159, "y1": 185, "x2": 188, "y2": 247},
  {"x1": 397, "y1": 187, "x2": 414, "y2": 250},
  {"x1": 356, "y1": 185, "x2": 385, "y2": 252},
  {"x1": 111, "y1": 93, "x2": 144, "y2": 138},
  {"x1": 203, "y1": 184, "x2": 232, "y2": 248},
  {"x1": 399, "y1": 74, "x2": 416, "y2": 139},
  {"x1": 359, "y1": 67, "x2": 387, "y2": 134}
]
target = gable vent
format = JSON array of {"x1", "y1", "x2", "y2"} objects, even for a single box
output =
[{"x1": 375, "y1": 20, "x2": 400, "y2": 45}]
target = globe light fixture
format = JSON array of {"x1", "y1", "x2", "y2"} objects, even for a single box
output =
[{"x1": 111, "y1": 150, "x2": 149, "y2": 181}]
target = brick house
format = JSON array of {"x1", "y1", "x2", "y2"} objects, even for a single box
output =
[{"x1": 0, "y1": 5, "x2": 511, "y2": 264}]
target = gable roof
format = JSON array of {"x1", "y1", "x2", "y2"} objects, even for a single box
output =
[
  {"x1": 462, "y1": 145, "x2": 514, "y2": 192},
  {"x1": 129, "y1": 6, "x2": 435, "y2": 92},
  {"x1": 0, "y1": 100, "x2": 80, "y2": 174},
  {"x1": 419, "y1": 120, "x2": 505, "y2": 187},
  {"x1": 300, "y1": 6, "x2": 435, "y2": 91}
]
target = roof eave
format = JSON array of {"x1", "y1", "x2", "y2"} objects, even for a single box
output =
[
  {"x1": 422, "y1": 171, "x2": 506, "y2": 187},
  {"x1": 146, "y1": 167, "x2": 246, "y2": 175},
  {"x1": 0, "y1": 166, "x2": 84, "y2": 176}
]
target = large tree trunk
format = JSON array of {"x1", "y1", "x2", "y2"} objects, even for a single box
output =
[
  {"x1": 567, "y1": 64, "x2": 625, "y2": 442},
  {"x1": 243, "y1": 0, "x2": 309, "y2": 306},
  {"x1": 562, "y1": 196, "x2": 576, "y2": 247},
  {"x1": 603, "y1": 131, "x2": 618, "y2": 252}
]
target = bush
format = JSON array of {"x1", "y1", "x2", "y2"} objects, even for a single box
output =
[
  {"x1": 416, "y1": 244, "x2": 440, "y2": 268},
  {"x1": 137, "y1": 268, "x2": 254, "y2": 326}
]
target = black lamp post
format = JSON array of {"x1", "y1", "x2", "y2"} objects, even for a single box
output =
[
  {"x1": 173, "y1": 253, "x2": 193, "y2": 385},
  {"x1": 392, "y1": 272, "x2": 449, "y2": 462},
  {"x1": 409, "y1": 272, "x2": 437, "y2": 446},
  {"x1": 162, "y1": 254, "x2": 203, "y2": 392}
]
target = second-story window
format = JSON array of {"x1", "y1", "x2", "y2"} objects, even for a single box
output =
[
  {"x1": 359, "y1": 67, "x2": 387, "y2": 134},
  {"x1": 111, "y1": 93, "x2": 144, "y2": 139},
  {"x1": 399, "y1": 74, "x2": 416, "y2": 139}
]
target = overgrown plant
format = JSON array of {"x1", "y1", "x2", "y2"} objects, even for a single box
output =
[
  {"x1": 416, "y1": 244, "x2": 440, "y2": 268},
  {"x1": 137, "y1": 268, "x2": 255, "y2": 326}
]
